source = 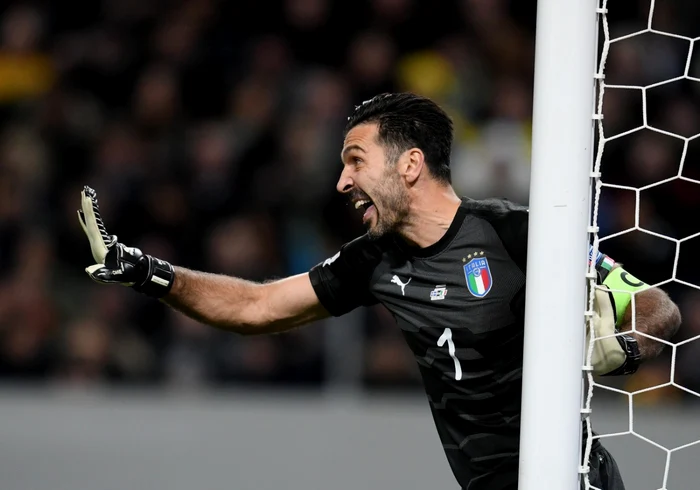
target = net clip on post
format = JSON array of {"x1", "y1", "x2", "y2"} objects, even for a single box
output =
[{"x1": 580, "y1": 406, "x2": 593, "y2": 419}]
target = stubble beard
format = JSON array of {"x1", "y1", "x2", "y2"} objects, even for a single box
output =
[{"x1": 366, "y1": 169, "x2": 410, "y2": 240}]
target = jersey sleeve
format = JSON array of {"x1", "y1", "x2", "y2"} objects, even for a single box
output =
[{"x1": 308, "y1": 235, "x2": 382, "y2": 317}]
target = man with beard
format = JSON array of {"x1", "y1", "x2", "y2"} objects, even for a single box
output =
[{"x1": 78, "y1": 92, "x2": 680, "y2": 489}]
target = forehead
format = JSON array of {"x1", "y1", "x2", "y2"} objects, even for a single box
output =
[{"x1": 342, "y1": 122, "x2": 380, "y2": 150}]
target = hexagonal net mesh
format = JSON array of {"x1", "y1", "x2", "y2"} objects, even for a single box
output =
[{"x1": 582, "y1": 1, "x2": 700, "y2": 489}]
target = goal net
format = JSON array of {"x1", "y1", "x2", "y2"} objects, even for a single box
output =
[{"x1": 582, "y1": 1, "x2": 699, "y2": 489}]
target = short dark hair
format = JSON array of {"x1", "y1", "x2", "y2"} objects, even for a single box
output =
[{"x1": 344, "y1": 92, "x2": 453, "y2": 184}]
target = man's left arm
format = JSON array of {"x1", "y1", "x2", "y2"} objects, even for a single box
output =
[
  {"x1": 615, "y1": 273, "x2": 681, "y2": 361},
  {"x1": 590, "y1": 251, "x2": 681, "y2": 376}
]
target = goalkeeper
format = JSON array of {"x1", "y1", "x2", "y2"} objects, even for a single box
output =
[{"x1": 78, "y1": 93, "x2": 681, "y2": 490}]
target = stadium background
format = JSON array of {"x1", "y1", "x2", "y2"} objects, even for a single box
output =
[{"x1": 1, "y1": 0, "x2": 700, "y2": 488}]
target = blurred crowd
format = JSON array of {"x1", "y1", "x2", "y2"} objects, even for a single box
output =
[{"x1": 0, "y1": 0, "x2": 699, "y2": 400}]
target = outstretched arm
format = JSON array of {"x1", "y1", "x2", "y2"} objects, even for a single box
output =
[
  {"x1": 78, "y1": 186, "x2": 330, "y2": 336},
  {"x1": 164, "y1": 269, "x2": 330, "y2": 335}
]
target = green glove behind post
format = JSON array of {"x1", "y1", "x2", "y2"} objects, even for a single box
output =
[
  {"x1": 588, "y1": 284, "x2": 641, "y2": 376},
  {"x1": 77, "y1": 185, "x2": 175, "y2": 298}
]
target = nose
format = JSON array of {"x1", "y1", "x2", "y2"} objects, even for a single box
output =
[{"x1": 336, "y1": 166, "x2": 354, "y2": 194}]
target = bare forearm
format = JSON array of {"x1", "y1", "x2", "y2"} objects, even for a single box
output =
[
  {"x1": 161, "y1": 267, "x2": 328, "y2": 335},
  {"x1": 619, "y1": 287, "x2": 681, "y2": 360},
  {"x1": 163, "y1": 267, "x2": 266, "y2": 334}
]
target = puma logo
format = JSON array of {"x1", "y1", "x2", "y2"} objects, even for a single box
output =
[{"x1": 391, "y1": 275, "x2": 411, "y2": 296}]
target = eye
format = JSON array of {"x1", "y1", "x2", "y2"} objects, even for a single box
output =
[{"x1": 353, "y1": 157, "x2": 363, "y2": 165}]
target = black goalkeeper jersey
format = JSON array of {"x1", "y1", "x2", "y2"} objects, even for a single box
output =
[{"x1": 309, "y1": 197, "x2": 530, "y2": 490}]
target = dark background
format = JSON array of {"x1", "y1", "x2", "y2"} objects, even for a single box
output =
[{"x1": 0, "y1": 0, "x2": 698, "y2": 405}]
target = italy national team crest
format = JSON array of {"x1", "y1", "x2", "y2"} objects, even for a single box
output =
[{"x1": 464, "y1": 257, "x2": 493, "y2": 298}]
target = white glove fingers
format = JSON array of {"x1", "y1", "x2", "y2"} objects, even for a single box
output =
[
  {"x1": 80, "y1": 186, "x2": 111, "y2": 263},
  {"x1": 590, "y1": 286, "x2": 626, "y2": 375},
  {"x1": 77, "y1": 210, "x2": 88, "y2": 236}
]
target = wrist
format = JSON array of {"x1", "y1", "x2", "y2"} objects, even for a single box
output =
[
  {"x1": 132, "y1": 254, "x2": 175, "y2": 298},
  {"x1": 600, "y1": 333, "x2": 641, "y2": 376}
]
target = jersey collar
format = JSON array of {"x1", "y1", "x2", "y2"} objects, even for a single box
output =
[{"x1": 393, "y1": 197, "x2": 469, "y2": 258}]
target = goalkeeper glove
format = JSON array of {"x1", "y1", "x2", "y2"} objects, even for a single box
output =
[
  {"x1": 588, "y1": 285, "x2": 641, "y2": 376},
  {"x1": 77, "y1": 185, "x2": 175, "y2": 298}
]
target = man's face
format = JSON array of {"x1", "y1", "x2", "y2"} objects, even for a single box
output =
[{"x1": 337, "y1": 123, "x2": 410, "y2": 239}]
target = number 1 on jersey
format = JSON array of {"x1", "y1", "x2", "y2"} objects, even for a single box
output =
[{"x1": 437, "y1": 328, "x2": 462, "y2": 381}]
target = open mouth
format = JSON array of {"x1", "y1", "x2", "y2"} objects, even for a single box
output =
[
  {"x1": 354, "y1": 199, "x2": 372, "y2": 211},
  {"x1": 354, "y1": 198, "x2": 376, "y2": 223}
]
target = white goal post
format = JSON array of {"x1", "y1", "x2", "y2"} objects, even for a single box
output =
[{"x1": 518, "y1": 0, "x2": 599, "y2": 489}]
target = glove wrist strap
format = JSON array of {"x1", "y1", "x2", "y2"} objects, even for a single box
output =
[
  {"x1": 601, "y1": 334, "x2": 642, "y2": 376},
  {"x1": 133, "y1": 255, "x2": 175, "y2": 298}
]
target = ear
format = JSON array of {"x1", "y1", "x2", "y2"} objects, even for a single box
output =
[{"x1": 399, "y1": 148, "x2": 425, "y2": 184}]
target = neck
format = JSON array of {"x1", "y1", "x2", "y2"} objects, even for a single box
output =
[{"x1": 398, "y1": 184, "x2": 462, "y2": 249}]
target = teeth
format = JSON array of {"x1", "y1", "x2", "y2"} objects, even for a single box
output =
[{"x1": 355, "y1": 200, "x2": 369, "y2": 209}]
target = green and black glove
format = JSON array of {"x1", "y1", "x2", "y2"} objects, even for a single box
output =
[
  {"x1": 588, "y1": 284, "x2": 641, "y2": 376},
  {"x1": 78, "y1": 185, "x2": 175, "y2": 298}
]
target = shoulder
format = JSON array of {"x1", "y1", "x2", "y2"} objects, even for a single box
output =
[
  {"x1": 309, "y1": 234, "x2": 385, "y2": 316},
  {"x1": 339, "y1": 234, "x2": 387, "y2": 264},
  {"x1": 461, "y1": 197, "x2": 530, "y2": 271},
  {"x1": 461, "y1": 197, "x2": 529, "y2": 238},
  {"x1": 461, "y1": 197, "x2": 529, "y2": 219},
  {"x1": 315, "y1": 233, "x2": 389, "y2": 278}
]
